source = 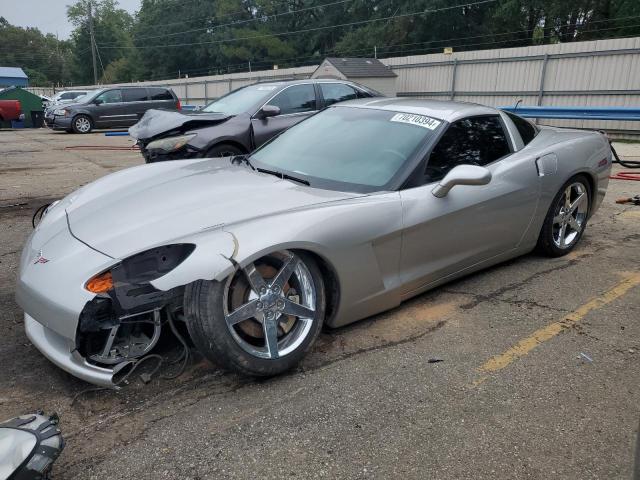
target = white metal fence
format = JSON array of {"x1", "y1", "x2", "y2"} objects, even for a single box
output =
[{"x1": 27, "y1": 36, "x2": 640, "y2": 134}]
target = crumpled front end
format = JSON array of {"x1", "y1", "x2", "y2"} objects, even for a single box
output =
[{"x1": 16, "y1": 196, "x2": 238, "y2": 387}]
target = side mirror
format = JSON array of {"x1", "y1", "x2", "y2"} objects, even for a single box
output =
[
  {"x1": 257, "y1": 105, "x2": 280, "y2": 119},
  {"x1": 93, "y1": 98, "x2": 103, "y2": 106},
  {"x1": 431, "y1": 164, "x2": 491, "y2": 198}
]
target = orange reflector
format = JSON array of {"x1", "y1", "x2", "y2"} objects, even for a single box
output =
[{"x1": 86, "y1": 271, "x2": 113, "y2": 293}]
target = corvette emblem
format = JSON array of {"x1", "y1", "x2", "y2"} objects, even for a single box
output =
[{"x1": 33, "y1": 251, "x2": 49, "y2": 264}]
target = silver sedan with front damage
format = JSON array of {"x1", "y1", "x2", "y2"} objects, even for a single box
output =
[{"x1": 16, "y1": 98, "x2": 612, "y2": 387}]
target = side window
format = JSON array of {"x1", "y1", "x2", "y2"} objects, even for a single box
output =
[
  {"x1": 60, "y1": 92, "x2": 76, "y2": 100},
  {"x1": 320, "y1": 83, "x2": 358, "y2": 107},
  {"x1": 122, "y1": 88, "x2": 149, "y2": 102},
  {"x1": 96, "y1": 89, "x2": 122, "y2": 104},
  {"x1": 425, "y1": 116, "x2": 510, "y2": 182},
  {"x1": 148, "y1": 87, "x2": 173, "y2": 100},
  {"x1": 267, "y1": 84, "x2": 316, "y2": 115},
  {"x1": 505, "y1": 111, "x2": 537, "y2": 145}
]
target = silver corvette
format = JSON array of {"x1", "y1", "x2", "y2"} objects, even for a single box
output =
[{"x1": 16, "y1": 98, "x2": 612, "y2": 387}]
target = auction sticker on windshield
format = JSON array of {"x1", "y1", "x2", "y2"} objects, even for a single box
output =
[{"x1": 390, "y1": 113, "x2": 441, "y2": 130}]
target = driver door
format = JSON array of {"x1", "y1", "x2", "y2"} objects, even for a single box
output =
[
  {"x1": 251, "y1": 84, "x2": 318, "y2": 147},
  {"x1": 399, "y1": 115, "x2": 540, "y2": 295},
  {"x1": 92, "y1": 89, "x2": 126, "y2": 127}
]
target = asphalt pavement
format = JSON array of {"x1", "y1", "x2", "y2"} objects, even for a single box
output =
[{"x1": 0, "y1": 129, "x2": 638, "y2": 479}]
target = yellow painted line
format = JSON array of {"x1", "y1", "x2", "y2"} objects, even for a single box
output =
[{"x1": 474, "y1": 272, "x2": 640, "y2": 382}]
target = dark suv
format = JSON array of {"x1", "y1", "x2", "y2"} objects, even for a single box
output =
[
  {"x1": 130, "y1": 79, "x2": 381, "y2": 162},
  {"x1": 46, "y1": 86, "x2": 179, "y2": 133}
]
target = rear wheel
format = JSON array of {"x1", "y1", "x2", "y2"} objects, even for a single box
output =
[
  {"x1": 204, "y1": 143, "x2": 244, "y2": 158},
  {"x1": 72, "y1": 114, "x2": 93, "y2": 134},
  {"x1": 537, "y1": 175, "x2": 591, "y2": 257},
  {"x1": 184, "y1": 250, "x2": 325, "y2": 376}
]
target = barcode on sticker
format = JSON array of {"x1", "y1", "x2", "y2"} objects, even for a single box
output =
[{"x1": 390, "y1": 113, "x2": 441, "y2": 130}]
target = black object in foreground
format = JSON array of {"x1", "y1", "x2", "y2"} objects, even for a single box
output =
[{"x1": 0, "y1": 412, "x2": 64, "y2": 479}]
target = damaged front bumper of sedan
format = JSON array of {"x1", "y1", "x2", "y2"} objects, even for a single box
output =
[{"x1": 137, "y1": 134, "x2": 203, "y2": 163}]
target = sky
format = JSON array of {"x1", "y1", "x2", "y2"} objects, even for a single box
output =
[{"x1": 0, "y1": 0, "x2": 141, "y2": 39}]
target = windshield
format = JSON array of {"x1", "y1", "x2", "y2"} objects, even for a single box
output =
[
  {"x1": 250, "y1": 106, "x2": 443, "y2": 192},
  {"x1": 202, "y1": 84, "x2": 279, "y2": 115}
]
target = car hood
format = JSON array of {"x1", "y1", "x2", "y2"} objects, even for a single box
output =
[
  {"x1": 129, "y1": 109, "x2": 233, "y2": 141},
  {"x1": 65, "y1": 159, "x2": 358, "y2": 258}
]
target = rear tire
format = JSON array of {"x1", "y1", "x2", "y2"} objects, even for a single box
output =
[
  {"x1": 204, "y1": 143, "x2": 244, "y2": 158},
  {"x1": 184, "y1": 250, "x2": 325, "y2": 376},
  {"x1": 537, "y1": 175, "x2": 591, "y2": 257},
  {"x1": 71, "y1": 114, "x2": 93, "y2": 134}
]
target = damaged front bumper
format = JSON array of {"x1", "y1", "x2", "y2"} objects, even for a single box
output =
[
  {"x1": 16, "y1": 219, "x2": 123, "y2": 387},
  {"x1": 138, "y1": 144, "x2": 203, "y2": 163},
  {"x1": 24, "y1": 314, "x2": 125, "y2": 387}
]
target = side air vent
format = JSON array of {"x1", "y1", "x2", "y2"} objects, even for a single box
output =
[{"x1": 535, "y1": 153, "x2": 558, "y2": 177}]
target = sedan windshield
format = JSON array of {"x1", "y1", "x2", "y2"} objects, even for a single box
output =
[
  {"x1": 202, "y1": 84, "x2": 279, "y2": 115},
  {"x1": 250, "y1": 106, "x2": 443, "y2": 192}
]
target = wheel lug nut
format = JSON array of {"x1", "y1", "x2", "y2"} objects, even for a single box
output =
[
  {"x1": 256, "y1": 301, "x2": 263, "y2": 310},
  {"x1": 260, "y1": 287, "x2": 267, "y2": 294}
]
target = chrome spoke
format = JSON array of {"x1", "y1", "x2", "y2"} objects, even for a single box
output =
[
  {"x1": 553, "y1": 214, "x2": 564, "y2": 225},
  {"x1": 282, "y1": 298, "x2": 315, "y2": 318},
  {"x1": 271, "y1": 255, "x2": 297, "y2": 291},
  {"x1": 564, "y1": 186, "x2": 572, "y2": 210},
  {"x1": 558, "y1": 223, "x2": 567, "y2": 246},
  {"x1": 225, "y1": 299, "x2": 259, "y2": 326},
  {"x1": 568, "y1": 216, "x2": 581, "y2": 232},
  {"x1": 568, "y1": 192, "x2": 586, "y2": 215},
  {"x1": 263, "y1": 318, "x2": 279, "y2": 359},
  {"x1": 244, "y1": 263, "x2": 268, "y2": 294}
]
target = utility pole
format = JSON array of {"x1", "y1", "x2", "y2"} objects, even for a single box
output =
[
  {"x1": 88, "y1": 0, "x2": 98, "y2": 84},
  {"x1": 374, "y1": 46, "x2": 377, "y2": 59}
]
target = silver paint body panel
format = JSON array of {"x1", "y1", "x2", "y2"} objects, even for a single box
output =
[{"x1": 16, "y1": 99, "x2": 612, "y2": 385}]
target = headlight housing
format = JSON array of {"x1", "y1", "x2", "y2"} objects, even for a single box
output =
[
  {"x1": 53, "y1": 108, "x2": 68, "y2": 116},
  {"x1": 85, "y1": 243, "x2": 196, "y2": 294},
  {"x1": 146, "y1": 134, "x2": 196, "y2": 153}
]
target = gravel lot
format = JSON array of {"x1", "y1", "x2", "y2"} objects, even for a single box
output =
[{"x1": 1, "y1": 128, "x2": 639, "y2": 479}]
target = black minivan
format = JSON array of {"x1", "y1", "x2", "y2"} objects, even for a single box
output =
[{"x1": 46, "y1": 86, "x2": 179, "y2": 134}]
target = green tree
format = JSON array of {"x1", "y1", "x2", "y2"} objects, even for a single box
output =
[
  {"x1": 67, "y1": 0, "x2": 136, "y2": 84},
  {"x1": 0, "y1": 17, "x2": 74, "y2": 86}
]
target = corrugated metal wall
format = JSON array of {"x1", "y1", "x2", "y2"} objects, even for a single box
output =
[
  {"x1": 32, "y1": 36, "x2": 640, "y2": 134},
  {"x1": 388, "y1": 36, "x2": 640, "y2": 133}
]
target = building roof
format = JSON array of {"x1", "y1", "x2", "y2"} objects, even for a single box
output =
[
  {"x1": 0, "y1": 67, "x2": 28, "y2": 79},
  {"x1": 324, "y1": 57, "x2": 397, "y2": 78}
]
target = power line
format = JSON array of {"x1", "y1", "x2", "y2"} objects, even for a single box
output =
[
  {"x1": 338, "y1": 14, "x2": 640, "y2": 54},
  {"x1": 98, "y1": 0, "x2": 498, "y2": 50},
  {"x1": 134, "y1": 22, "x2": 640, "y2": 83},
  {"x1": 130, "y1": 0, "x2": 305, "y2": 36},
  {"x1": 99, "y1": 0, "x2": 359, "y2": 45}
]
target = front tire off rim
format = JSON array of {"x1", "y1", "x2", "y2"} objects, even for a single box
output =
[
  {"x1": 223, "y1": 251, "x2": 316, "y2": 360},
  {"x1": 552, "y1": 182, "x2": 588, "y2": 249},
  {"x1": 75, "y1": 116, "x2": 91, "y2": 133}
]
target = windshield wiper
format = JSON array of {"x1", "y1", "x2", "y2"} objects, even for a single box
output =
[
  {"x1": 231, "y1": 154, "x2": 255, "y2": 170},
  {"x1": 257, "y1": 167, "x2": 310, "y2": 186}
]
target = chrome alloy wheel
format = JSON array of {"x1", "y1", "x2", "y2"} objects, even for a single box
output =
[
  {"x1": 552, "y1": 182, "x2": 589, "y2": 249},
  {"x1": 74, "y1": 116, "x2": 91, "y2": 133},
  {"x1": 223, "y1": 251, "x2": 316, "y2": 360}
]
